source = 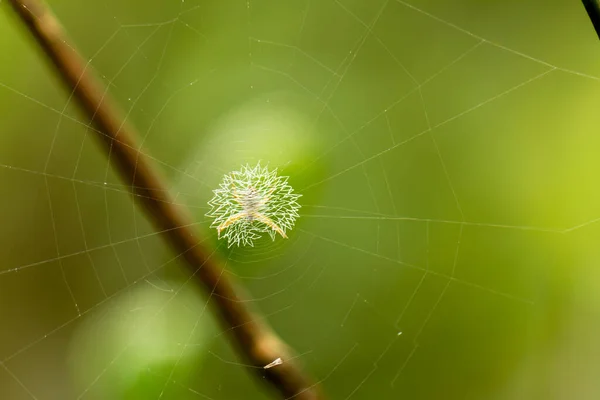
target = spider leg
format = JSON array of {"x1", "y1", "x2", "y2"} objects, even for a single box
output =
[
  {"x1": 258, "y1": 184, "x2": 277, "y2": 207},
  {"x1": 253, "y1": 212, "x2": 287, "y2": 238},
  {"x1": 230, "y1": 183, "x2": 250, "y2": 209},
  {"x1": 217, "y1": 212, "x2": 246, "y2": 237}
]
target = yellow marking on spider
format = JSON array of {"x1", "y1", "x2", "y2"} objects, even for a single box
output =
[
  {"x1": 217, "y1": 211, "x2": 287, "y2": 239},
  {"x1": 253, "y1": 213, "x2": 287, "y2": 238},
  {"x1": 216, "y1": 212, "x2": 246, "y2": 237}
]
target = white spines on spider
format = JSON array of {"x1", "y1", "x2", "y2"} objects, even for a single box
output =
[{"x1": 206, "y1": 162, "x2": 301, "y2": 247}]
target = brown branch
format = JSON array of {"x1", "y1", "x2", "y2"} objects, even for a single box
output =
[{"x1": 6, "y1": 0, "x2": 323, "y2": 398}]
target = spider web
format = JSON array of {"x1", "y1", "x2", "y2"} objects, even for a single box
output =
[{"x1": 1, "y1": 0, "x2": 600, "y2": 399}]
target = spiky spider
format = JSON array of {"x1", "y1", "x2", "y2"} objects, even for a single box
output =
[
  {"x1": 206, "y1": 163, "x2": 301, "y2": 247},
  {"x1": 216, "y1": 183, "x2": 286, "y2": 238}
]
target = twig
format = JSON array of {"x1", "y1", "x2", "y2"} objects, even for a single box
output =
[
  {"x1": 5, "y1": 0, "x2": 322, "y2": 398},
  {"x1": 583, "y1": 0, "x2": 600, "y2": 39}
]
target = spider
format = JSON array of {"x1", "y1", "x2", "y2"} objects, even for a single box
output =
[
  {"x1": 206, "y1": 162, "x2": 301, "y2": 247},
  {"x1": 216, "y1": 179, "x2": 287, "y2": 239}
]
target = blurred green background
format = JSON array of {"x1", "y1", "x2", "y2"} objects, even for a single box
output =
[{"x1": 2, "y1": 0, "x2": 600, "y2": 399}]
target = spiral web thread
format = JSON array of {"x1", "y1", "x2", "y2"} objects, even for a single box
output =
[{"x1": 206, "y1": 163, "x2": 302, "y2": 247}]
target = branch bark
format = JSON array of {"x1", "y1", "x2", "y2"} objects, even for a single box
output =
[{"x1": 5, "y1": 0, "x2": 322, "y2": 398}]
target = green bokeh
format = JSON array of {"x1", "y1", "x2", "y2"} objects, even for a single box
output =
[{"x1": 1, "y1": 1, "x2": 600, "y2": 399}]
